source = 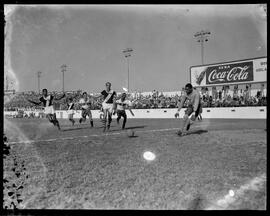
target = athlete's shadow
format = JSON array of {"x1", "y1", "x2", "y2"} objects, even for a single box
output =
[
  {"x1": 125, "y1": 125, "x2": 146, "y2": 130},
  {"x1": 108, "y1": 125, "x2": 146, "y2": 132},
  {"x1": 128, "y1": 135, "x2": 139, "y2": 138},
  {"x1": 62, "y1": 127, "x2": 89, "y2": 132},
  {"x1": 188, "y1": 129, "x2": 208, "y2": 135}
]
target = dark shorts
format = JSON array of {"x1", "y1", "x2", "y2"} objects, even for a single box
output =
[
  {"x1": 117, "y1": 110, "x2": 127, "y2": 118},
  {"x1": 185, "y1": 103, "x2": 202, "y2": 117},
  {"x1": 82, "y1": 108, "x2": 92, "y2": 118}
]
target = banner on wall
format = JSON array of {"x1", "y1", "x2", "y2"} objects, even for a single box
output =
[{"x1": 190, "y1": 57, "x2": 267, "y2": 87}]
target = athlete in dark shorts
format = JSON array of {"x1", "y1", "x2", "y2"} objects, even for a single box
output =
[
  {"x1": 28, "y1": 88, "x2": 65, "y2": 130},
  {"x1": 79, "y1": 92, "x2": 93, "y2": 127},
  {"x1": 175, "y1": 83, "x2": 203, "y2": 136},
  {"x1": 115, "y1": 93, "x2": 135, "y2": 129}
]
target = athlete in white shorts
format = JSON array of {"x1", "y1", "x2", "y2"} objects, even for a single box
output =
[
  {"x1": 28, "y1": 89, "x2": 65, "y2": 130},
  {"x1": 100, "y1": 82, "x2": 117, "y2": 131}
]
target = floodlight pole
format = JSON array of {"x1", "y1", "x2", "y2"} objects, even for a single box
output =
[
  {"x1": 61, "y1": 64, "x2": 67, "y2": 92},
  {"x1": 122, "y1": 48, "x2": 133, "y2": 92},
  {"x1": 37, "y1": 71, "x2": 42, "y2": 94},
  {"x1": 6, "y1": 75, "x2": 8, "y2": 91},
  {"x1": 194, "y1": 30, "x2": 211, "y2": 65}
]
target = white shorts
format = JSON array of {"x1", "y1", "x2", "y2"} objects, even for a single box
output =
[
  {"x1": 102, "y1": 102, "x2": 114, "y2": 113},
  {"x1": 44, "y1": 106, "x2": 55, "y2": 115},
  {"x1": 67, "y1": 109, "x2": 74, "y2": 115}
]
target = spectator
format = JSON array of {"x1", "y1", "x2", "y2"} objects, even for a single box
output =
[{"x1": 4, "y1": 86, "x2": 267, "y2": 111}]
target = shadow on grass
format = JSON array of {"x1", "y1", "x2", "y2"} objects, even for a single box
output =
[
  {"x1": 187, "y1": 194, "x2": 206, "y2": 210},
  {"x1": 61, "y1": 127, "x2": 92, "y2": 132},
  {"x1": 125, "y1": 125, "x2": 146, "y2": 130},
  {"x1": 107, "y1": 125, "x2": 146, "y2": 132},
  {"x1": 188, "y1": 129, "x2": 208, "y2": 135},
  {"x1": 127, "y1": 135, "x2": 139, "y2": 138}
]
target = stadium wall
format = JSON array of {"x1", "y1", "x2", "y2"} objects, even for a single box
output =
[{"x1": 4, "y1": 107, "x2": 266, "y2": 119}]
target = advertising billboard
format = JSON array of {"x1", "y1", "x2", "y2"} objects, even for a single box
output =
[{"x1": 190, "y1": 57, "x2": 267, "y2": 87}]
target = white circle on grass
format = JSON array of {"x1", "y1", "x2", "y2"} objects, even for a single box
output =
[{"x1": 143, "y1": 151, "x2": 156, "y2": 161}]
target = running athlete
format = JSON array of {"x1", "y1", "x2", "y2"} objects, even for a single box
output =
[
  {"x1": 67, "y1": 97, "x2": 75, "y2": 126},
  {"x1": 115, "y1": 93, "x2": 135, "y2": 130},
  {"x1": 97, "y1": 82, "x2": 117, "y2": 132},
  {"x1": 175, "y1": 83, "x2": 203, "y2": 136},
  {"x1": 28, "y1": 89, "x2": 65, "y2": 130},
  {"x1": 79, "y1": 92, "x2": 94, "y2": 127}
]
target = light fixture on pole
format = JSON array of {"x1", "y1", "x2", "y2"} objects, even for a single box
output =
[
  {"x1": 122, "y1": 48, "x2": 133, "y2": 92},
  {"x1": 194, "y1": 30, "x2": 211, "y2": 65}
]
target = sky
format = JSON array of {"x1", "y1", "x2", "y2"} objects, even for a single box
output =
[{"x1": 4, "y1": 4, "x2": 267, "y2": 93}]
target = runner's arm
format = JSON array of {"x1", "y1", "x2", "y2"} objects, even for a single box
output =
[
  {"x1": 193, "y1": 93, "x2": 200, "y2": 113},
  {"x1": 27, "y1": 99, "x2": 42, "y2": 106},
  {"x1": 128, "y1": 107, "x2": 135, "y2": 116},
  {"x1": 92, "y1": 94, "x2": 103, "y2": 100},
  {"x1": 175, "y1": 96, "x2": 186, "y2": 118},
  {"x1": 112, "y1": 94, "x2": 117, "y2": 114},
  {"x1": 54, "y1": 93, "x2": 66, "y2": 100},
  {"x1": 176, "y1": 96, "x2": 186, "y2": 112}
]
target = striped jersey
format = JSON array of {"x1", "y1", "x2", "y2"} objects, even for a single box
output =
[
  {"x1": 39, "y1": 95, "x2": 53, "y2": 107},
  {"x1": 101, "y1": 90, "x2": 116, "y2": 104},
  {"x1": 67, "y1": 102, "x2": 75, "y2": 110}
]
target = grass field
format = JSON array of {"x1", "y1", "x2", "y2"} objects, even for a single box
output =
[{"x1": 3, "y1": 117, "x2": 267, "y2": 210}]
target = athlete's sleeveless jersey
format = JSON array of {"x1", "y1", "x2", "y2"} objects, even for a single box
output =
[
  {"x1": 39, "y1": 95, "x2": 54, "y2": 107},
  {"x1": 101, "y1": 90, "x2": 116, "y2": 104}
]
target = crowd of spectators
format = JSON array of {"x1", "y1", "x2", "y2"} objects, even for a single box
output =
[{"x1": 4, "y1": 87, "x2": 267, "y2": 112}]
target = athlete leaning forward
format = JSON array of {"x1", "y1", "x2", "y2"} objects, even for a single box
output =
[
  {"x1": 27, "y1": 88, "x2": 65, "y2": 130},
  {"x1": 175, "y1": 83, "x2": 203, "y2": 136},
  {"x1": 79, "y1": 92, "x2": 94, "y2": 127},
  {"x1": 115, "y1": 92, "x2": 135, "y2": 130}
]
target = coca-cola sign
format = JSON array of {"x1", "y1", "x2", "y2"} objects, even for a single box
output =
[{"x1": 205, "y1": 61, "x2": 253, "y2": 85}]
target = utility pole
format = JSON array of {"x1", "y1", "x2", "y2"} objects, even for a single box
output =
[
  {"x1": 61, "y1": 64, "x2": 67, "y2": 92},
  {"x1": 5, "y1": 75, "x2": 8, "y2": 91},
  {"x1": 194, "y1": 30, "x2": 211, "y2": 65},
  {"x1": 122, "y1": 48, "x2": 133, "y2": 92},
  {"x1": 37, "y1": 71, "x2": 42, "y2": 94}
]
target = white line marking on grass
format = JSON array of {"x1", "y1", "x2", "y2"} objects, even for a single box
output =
[
  {"x1": 205, "y1": 173, "x2": 266, "y2": 210},
  {"x1": 7, "y1": 123, "x2": 210, "y2": 144}
]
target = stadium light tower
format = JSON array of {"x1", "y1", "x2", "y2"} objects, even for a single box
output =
[
  {"x1": 122, "y1": 48, "x2": 133, "y2": 92},
  {"x1": 5, "y1": 75, "x2": 8, "y2": 91},
  {"x1": 61, "y1": 64, "x2": 67, "y2": 92},
  {"x1": 194, "y1": 30, "x2": 211, "y2": 65},
  {"x1": 37, "y1": 71, "x2": 42, "y2": 94}
]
